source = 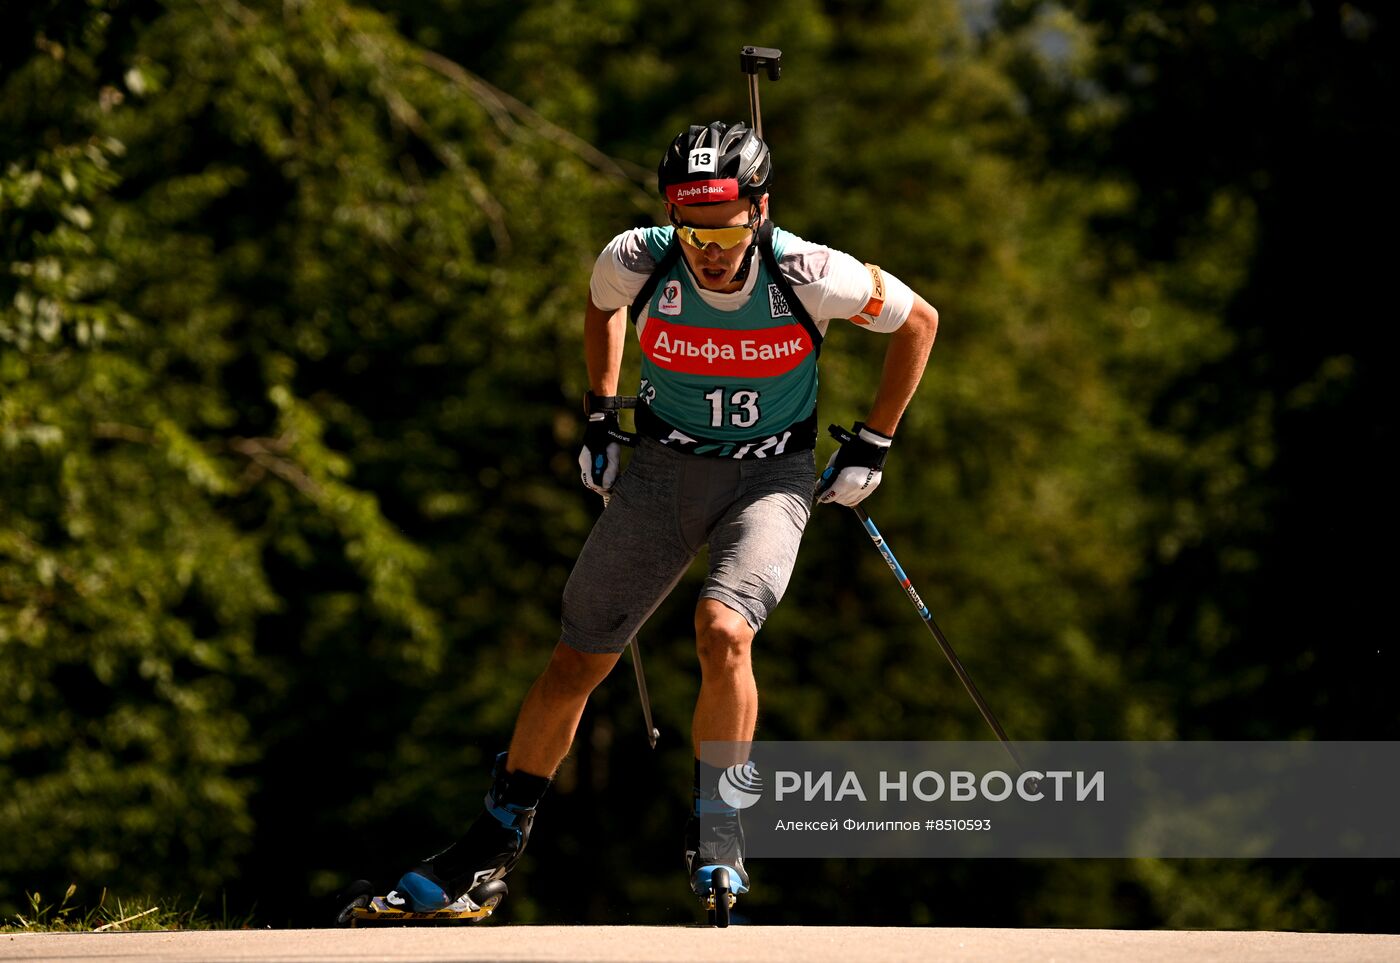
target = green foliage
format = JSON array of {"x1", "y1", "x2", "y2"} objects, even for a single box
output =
[
  {"x1": 2, "y1": 0, "x2": 1390, "y2": 931},
  {"x1": 0, "y1": 882, "x2": 254, "y2": 931}
]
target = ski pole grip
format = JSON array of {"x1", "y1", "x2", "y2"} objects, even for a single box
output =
[
  {"x1": 827, "y1": 423, "x2": 854, "y2": 445},
  {"x1": 583, "y1": 391, "x2": 638, "y2": 415}
]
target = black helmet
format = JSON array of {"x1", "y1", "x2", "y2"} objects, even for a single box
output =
[{"x1": 657, "y1": 121, "x2": 771, "y2": 206}]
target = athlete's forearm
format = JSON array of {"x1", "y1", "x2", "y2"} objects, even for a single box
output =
[
  {"x1": 584, "y1": 298, "x2": 628, "y2": 396},
  {"x1": 863, "y1": 295, "x2": 938, "y2": 436}
]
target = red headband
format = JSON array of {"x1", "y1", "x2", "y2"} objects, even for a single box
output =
[{"x1": 665, "y1": 178, "x2": 740, "y2": 204}]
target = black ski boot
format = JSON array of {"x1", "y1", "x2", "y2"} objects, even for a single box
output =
[
  {"x1": 686, "y1": 801, "x2": 750, "y2": 899},
  {"x1": 390, "y1": 752, "x2": 548, "y2": 912}
]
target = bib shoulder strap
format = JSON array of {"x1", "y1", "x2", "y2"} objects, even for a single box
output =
[
  {"x1": 627, "y1": 235, "x2": 684, "y2": 326},
  {"x1": 757, "y1": 221, "x2": 823, "y2": 357}
]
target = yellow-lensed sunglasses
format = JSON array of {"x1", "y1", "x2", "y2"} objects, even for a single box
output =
[{"x1": 670, "y1": 211, "x2": 762, "y2": 250}]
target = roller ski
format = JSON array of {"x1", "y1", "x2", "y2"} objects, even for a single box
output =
[
  {"x1": 686, "y1": 806, "x2": 750, "y2": 927},
  {"x1": 335, "y1": 877, "x2": 507, "y2": 926},
  {"x1": 336, "y1": 751, "x2": 547, "y2": 926}
]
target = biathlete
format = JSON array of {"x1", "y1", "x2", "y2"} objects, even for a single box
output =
[{"x1": 388, "y1": 120, "x2": 939, "y2": 913}]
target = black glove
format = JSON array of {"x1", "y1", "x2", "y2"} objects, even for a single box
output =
[
  {"x1": 814, "y1": 422, "x2": 892, "y2": 506},
  {"x1": 578, "y1": 393, "x2": 636, "y2": 495}
]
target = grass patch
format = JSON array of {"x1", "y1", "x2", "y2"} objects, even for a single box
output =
[{"x1": 1, "y1": 885, "x2": 257, "y2": 932}]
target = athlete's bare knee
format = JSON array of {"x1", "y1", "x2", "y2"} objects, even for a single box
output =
[
  {"x1": 540, "y1": 642, "x2": 618, "y2": 698},
  {"x1": 695, "y1": 604, "x2": 753, "y2": 674}
]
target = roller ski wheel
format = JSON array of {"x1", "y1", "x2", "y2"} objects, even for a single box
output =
[
  {"x1": 337, "y1": 879, "x2": 508, "y2": 926},
  {"x1": 694, "y1": 865, "x2": 737, "y2": 928},
  {"x1": 334, "y1": 879, "x2": 375, "y2": 927}
]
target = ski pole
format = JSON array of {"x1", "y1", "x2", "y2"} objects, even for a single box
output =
[
  {"x1": 849, "y1": 503, "x2": 1029, "y2": 776},
  {"x1": 628, "y1": 635, "x2": 660, "y2": 750},
  {"x1": 599, "y1": 484, "x2": 660, "y2": 749},
  {"x1": 739, "y1": 45, "x2": 782, "y2": 139}
]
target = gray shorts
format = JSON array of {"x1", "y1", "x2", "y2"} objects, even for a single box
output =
[{"x1": 561, "y1": 438, "x2": 815, "y2": 654}]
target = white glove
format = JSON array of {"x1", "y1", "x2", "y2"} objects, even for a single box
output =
[{"x1": 815, "y1": 423, "x2": 892, "y2": 506}]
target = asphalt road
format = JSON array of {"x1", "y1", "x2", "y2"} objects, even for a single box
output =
[{"x1": 4, "y1": 926, "x2": 1398, "y2": 962}]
